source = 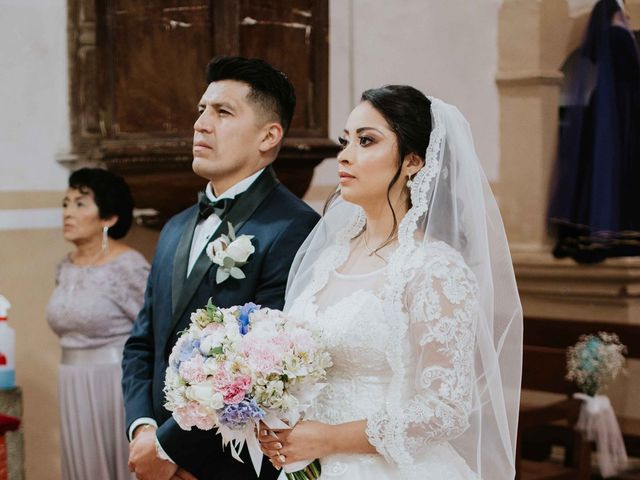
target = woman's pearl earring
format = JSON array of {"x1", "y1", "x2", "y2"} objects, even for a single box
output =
[
  {"x1": 406, "y1": 177, "x2": 413, "y2": 189},
  {"x1": 102, "y1": 226, "x2": 109, "y2": 252}
]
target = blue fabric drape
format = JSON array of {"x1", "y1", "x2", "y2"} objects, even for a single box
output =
[{"x1": 548, "y1": 0, "x2": 640, "y2": 262}]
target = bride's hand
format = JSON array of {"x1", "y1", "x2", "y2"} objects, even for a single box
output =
[{"x1": 258, "y1": 421, "x2": 333, "y2": 468}]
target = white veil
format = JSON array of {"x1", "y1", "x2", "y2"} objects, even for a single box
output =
[{"x1": 286, "y1": 97, "x2": 522, "y2": 479}]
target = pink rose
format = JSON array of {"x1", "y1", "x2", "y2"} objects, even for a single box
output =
[
  {"x1": 271, "y1": 333, "x2": 294, "y2": 351},
  {"x1": 289, "y1": 330, "x2": 316, "y2": 353},
  {"x1": 242, "y1": 338, "x2": 284, "y2": 375},
  {"x1": 194, "y1": 413, "x2": 216, "y2": 431},
  {"x1": 249, "y1": 347, "x2": 283, "y2": 375},
  {"x1": 179, "y1": 355, "x2": 207, "y2": 384},
  {"x1": 216, "y1": 375, "x2": 252, "y2": 405},
  {"x1": 175, "y1": 401, "x2": 211, "y2": 430}
]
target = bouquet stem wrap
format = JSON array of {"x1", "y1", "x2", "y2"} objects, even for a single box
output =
[{"x1": 574, "y1": 393, "x2": 628, "y2": 477}]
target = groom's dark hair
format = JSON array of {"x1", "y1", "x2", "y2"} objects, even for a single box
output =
[{"x1": 205, "y1": 56, "x2": 296, "y2": 134}]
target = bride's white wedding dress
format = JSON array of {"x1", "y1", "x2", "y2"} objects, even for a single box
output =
[
  {"x1": 288, "y1": 239, "x2": 480, "y2": 479},
  {"x1": 284, "y1": 97, "x2": 522, "y2": 479}
]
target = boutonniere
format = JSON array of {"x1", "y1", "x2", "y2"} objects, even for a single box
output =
[{"x1": 206, "y1": 222, "x2": 255, "y2": 284}]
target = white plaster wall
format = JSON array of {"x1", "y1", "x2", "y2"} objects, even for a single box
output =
[
  {"x1": 0, "y1": 0, "x2": 70, "y2": 192},
  {"x1": 567, "y1": 0, "x2": 599, "y2": 16},
  {"x1": 313, "y1": 0, "x2": 503, "y2": 205}
]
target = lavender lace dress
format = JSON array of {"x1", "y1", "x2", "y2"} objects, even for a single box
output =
[{"x1": 46, "y1": 250, "x2": 149, "y2": 480}]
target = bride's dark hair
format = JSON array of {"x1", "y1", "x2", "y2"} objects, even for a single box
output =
[{"x1": 325, "y1": 85, "x2": 432, "y2": 249}]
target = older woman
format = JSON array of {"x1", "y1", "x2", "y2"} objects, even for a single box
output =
[{"x1": 46, "y1": 168, "x2": 149, "y2": 480}]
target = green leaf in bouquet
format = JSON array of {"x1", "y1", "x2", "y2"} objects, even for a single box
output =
[
  {"x1": 210, "y1": 346, "x2": 224, "y2": 356},
  {"x1": 205, "y1": 298, "x2": 224, "y2": 323}
]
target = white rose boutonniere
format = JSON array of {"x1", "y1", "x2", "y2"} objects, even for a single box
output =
[{"x1": 206, "y1": 222, "x2": 255, "y2": 284}]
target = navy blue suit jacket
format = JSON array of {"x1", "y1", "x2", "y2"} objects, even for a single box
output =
[{"x1": 122, "y1": 168, "x2": 319, "y2": 479}]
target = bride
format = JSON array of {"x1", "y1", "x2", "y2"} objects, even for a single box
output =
[{"x1": 259, "y1": 85, "x2": 522, "y2": 479}]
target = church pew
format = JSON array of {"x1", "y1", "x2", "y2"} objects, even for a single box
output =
[{"x1": 523, "y1": 317, "x2": 640, "y2": 459}]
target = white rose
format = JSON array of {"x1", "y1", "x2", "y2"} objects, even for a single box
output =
[
  {"x1": 225, "y1": 235, "x2": 255, "y2": 263},
  {"x1": 165, "y1": 385, "x2": 188, "y2": 408},
  {"x1": 206, "y1": 236, "x2": 229, "y2": 266},
  {"x1": 165, "y1": 367, "x2": 183, "y2": 388},
  {"x1": 199, "y1": 329, "x2": 225, "y2": 354},
  {"x1": 203, "y1": 357, "x2": 220, "y2": 375},
  {"x1": 186, "y1": 382, "x2": 224, "y2": 410}
]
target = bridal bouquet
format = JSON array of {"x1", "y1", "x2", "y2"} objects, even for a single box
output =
[{"x1": 164, "y1": 300, "x2": 331, "y2": 478}]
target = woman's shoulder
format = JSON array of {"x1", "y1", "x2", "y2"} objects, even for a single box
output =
[
  {"x1": 408, "y1": 241, "x2": 476, "y2": 284},
  {"x1": 107, "y1": 249, "x2": 150, "y2": 272},
  {"x1": 120, "y1": 248, "x2": 149, "y2": 265},
  {"x1": 418, "y1": 240, "x2": 467, "y2": 267}
]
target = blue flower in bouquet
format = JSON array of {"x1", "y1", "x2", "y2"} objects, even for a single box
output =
[
  {"x1": 173, "y1": 338, "x2": 201, "y2": 369},
  {"x1": 238, "y1": 302, "x2": 260, "y2": 336},
  {"x1": 219, "y1": 398, "x2": 265, "y2": 430}
]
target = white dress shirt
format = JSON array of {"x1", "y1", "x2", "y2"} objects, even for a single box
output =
[
  {"x1": 128, "y1": 169, "x2": 265, "y2": 460},
  {"x1": 187, "y1": 168, "x2": 264, "y2": 275}
]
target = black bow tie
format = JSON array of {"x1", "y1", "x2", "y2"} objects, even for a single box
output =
[{"x1": 197, "y1": 192, "x2": 235, "y2": 220}]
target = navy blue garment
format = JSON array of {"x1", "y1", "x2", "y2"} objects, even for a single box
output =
[
  {"x1": 548, "y1": 0, "x2": 640, "y2": 263},
  {"x1": 122, "y1": 167, "x2": 319, "y2": 479}
]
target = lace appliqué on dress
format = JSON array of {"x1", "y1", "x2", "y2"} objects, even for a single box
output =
[{"x1": 365, "y1": 244, "x2": 479, "y2": 467}]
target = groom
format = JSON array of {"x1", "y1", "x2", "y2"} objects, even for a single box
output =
[{"x1": 122, "y1": 56, "x2": 320, "y2": 480}]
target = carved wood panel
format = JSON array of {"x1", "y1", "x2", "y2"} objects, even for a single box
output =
[
  {"x1": 66, "y1": 0, "x2": 337, "y2": 226},
  {"x1": 104, "y1": 1, "x2": 213, "y2": 136}
]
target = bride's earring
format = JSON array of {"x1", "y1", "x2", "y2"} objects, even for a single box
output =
[
  {"x1": 406, "y1": 177, "x2": 413, "y2": 189},
  {"x1": 102, "y1": 226, "x2": 109, "y2": 253}
]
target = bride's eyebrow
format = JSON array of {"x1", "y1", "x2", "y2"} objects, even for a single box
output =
[{"x1": 343, "y1": 127, "x2": 386, "y2": 136}]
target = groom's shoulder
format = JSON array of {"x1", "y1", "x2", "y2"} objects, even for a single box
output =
[
  {"x1": 250, "y1": 184, "x2": 319, "y2": 241},
  {"x1": 265, "y1": 184, "x2": 320, "y2": 222},
  {"x1": 159, "y1": 204, "x2": 197, "y2": 235}
]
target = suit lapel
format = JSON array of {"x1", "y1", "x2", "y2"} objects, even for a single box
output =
[
  {"x1": 168, "y1": 167, "x2": 280, "y2": 337},
  {"x1": 171, "y1": 208, "x2": 199, "y2": 315}
]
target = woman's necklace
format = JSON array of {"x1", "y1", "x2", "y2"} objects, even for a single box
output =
[{"x1": 362, "y1": 230, "x2": 397, "y2": 257}]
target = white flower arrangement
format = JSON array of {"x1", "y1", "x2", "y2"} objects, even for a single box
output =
[
  {"x1": 566, "y1": 332, "x2": 629, "y2": 477},
  {"x1": 206, "y1": 222, "x2": 255, "y2": 284},
  {"x1": 566, "y1": 331, "x2": 627, "y2": 396}
]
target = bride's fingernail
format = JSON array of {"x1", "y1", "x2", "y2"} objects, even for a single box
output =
[
  {"x1": 261, "y1": 430, "x2": 268, "y2": 436},
  {"x1": 274, "y1": 442, "x2": 283, "y2": 449}
]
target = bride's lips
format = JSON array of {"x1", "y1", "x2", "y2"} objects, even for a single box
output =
[{"x1": 339, "y1": 171, "x2": 355, "y2": 183}]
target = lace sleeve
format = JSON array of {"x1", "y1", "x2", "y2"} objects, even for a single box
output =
[{"x1": 365, "y1": 246, "x2": 478, "y2": 465}]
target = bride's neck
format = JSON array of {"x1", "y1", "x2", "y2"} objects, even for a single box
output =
[{"x1": 362, "y1": 196, "x2": 408, "y2": 243}]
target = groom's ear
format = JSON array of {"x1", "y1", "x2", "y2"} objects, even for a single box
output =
[{"x1": 258, "y1": 123, "x2": 284, "y2": 154}]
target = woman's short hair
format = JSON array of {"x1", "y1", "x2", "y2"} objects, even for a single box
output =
[{"x1": 68, "y1": 168, "x2": 134, "y2": 239}]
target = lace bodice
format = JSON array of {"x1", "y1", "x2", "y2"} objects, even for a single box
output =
[
  {"x1": 47, "y1": 250, "x2": 150, "y2": 349},
  {"x1": 294, "y1": 269, "x2": 393, "y2": 426},
  {"x1": 288, "y1": 239, "x2": 479, "y2": 476}
]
